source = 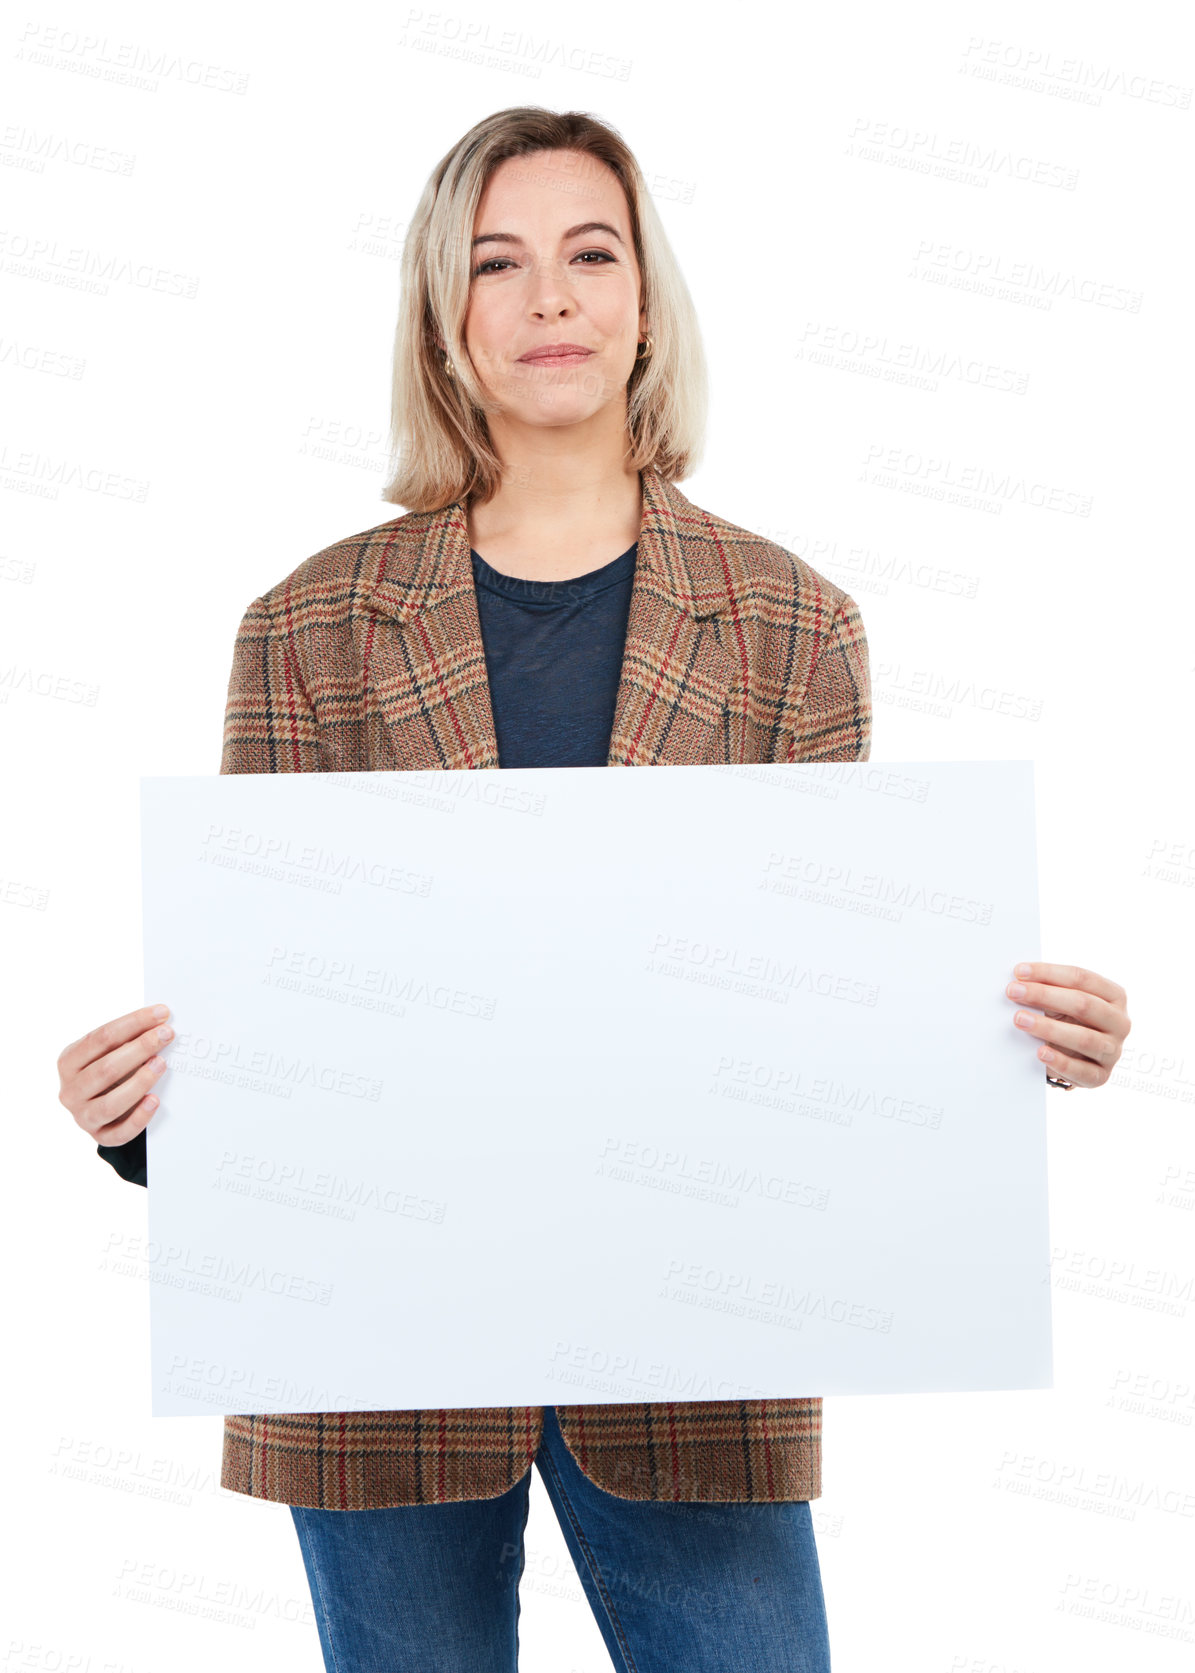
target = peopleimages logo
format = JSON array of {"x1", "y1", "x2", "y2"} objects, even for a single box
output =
[
  {"x1": 709, "y1": 1056, "x2": 945, "y2": 1130},
  {"x1": 662, "y1": 1260, "x2": 894, "y2": 1333},
  {"x1": 909, "y1": 240, "x2": 1143, "y2": 312},
  {"x1": 198, "y1": 823, "x2": 433, "y2": 895},
  {"x1": 547, "y1": 1340, "x2": 768, "y2": 1402},
  {"x1": 100, "y1": 1232, "x2": 332, "y2": 1306},
  {"x1": 596, "y1": 1136, "x2": 830, "y2": 1211},
  {"x1": 264, "y1": 945, "x2": 497, "y2": 1020},
  {"x1": 0, "y1": 664, "x2": 99, "y2": 704},
  {"x1": 760, "y1": 851, "x2": 994, "y2": 925},
  {"x1": 795, "y1": 320, "x2": 1029, "y2": 395},
  {"x1": 169, "y1": 1031, "x2": 383, "y2": 1102},
  {"x1": 958, "y1": 36, "x2": 1192, "y2": 109},
  {"x1": 213, "y1": 1149, "x2": 447, "y2": 1223},
  {"x1": 861, "y1": 442, "x2": 1092, "y2": 516},
  {"x1": 645, "y1": 932, "x2": 879, "y2": 1007},
  {"x1": 846, "y1": 116, "x2": 1079, "y2": 189}
]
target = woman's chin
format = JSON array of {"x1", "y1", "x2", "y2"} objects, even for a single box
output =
[{"x1": 496, "y1": 397, "x2": 612, "y2": 433}]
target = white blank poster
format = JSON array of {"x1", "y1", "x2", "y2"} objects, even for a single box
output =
[{"x1": 140, "y1": 760, "x2": 1050, "y2": 1417}]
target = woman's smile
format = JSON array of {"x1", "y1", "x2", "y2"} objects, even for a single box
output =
[{"x1": 516, "y1": 342, "x2": 596, "y2": 365}]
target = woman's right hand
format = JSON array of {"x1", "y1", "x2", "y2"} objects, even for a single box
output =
[{"x1": 58, "y1": 1004, "x2": 173, "y2": 1147}]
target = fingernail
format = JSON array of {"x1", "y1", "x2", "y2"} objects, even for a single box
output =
[
  {"x1": 1015, "y1": 1012, "x2": 1035, "y2": 1029},
  {"x1": 152, "y1": 1004, "x2": 170, "y2": 1019},
  {"x1": 1007, "y1": 982, "x2": 1027, "y2": 999},
  {"x1": 1015, "y1": 964, "x2": 1033, "y2": 977},
  {"x1": 157, "y1": 1025, "x2": 174, "y2": 1042}
]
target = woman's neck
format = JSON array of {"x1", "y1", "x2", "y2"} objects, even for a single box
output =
[{"x1": 466, "y1": 422, "x2": 643, "y2": 583}]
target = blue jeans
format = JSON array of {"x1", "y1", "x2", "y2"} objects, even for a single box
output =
[{"x1": 289, "y1": 1405, "x2": 831, "y2": 1671}]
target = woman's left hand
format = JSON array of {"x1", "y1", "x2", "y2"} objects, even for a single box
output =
[{"x1": 1006, "y1": 962, "x2": 1131, "y2": 1088}]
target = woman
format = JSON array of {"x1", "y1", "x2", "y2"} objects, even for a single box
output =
[{"x1": 57, "y1": 107, "x2": 1131, "y2": 1672}]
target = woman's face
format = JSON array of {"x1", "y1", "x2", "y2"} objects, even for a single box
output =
[{"x1": 461, "y1": 148, "x2": 648, "y2": 435}]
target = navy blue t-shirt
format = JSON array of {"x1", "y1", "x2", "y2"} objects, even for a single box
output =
[{"x1": 469, "y1": 542, "x2": 637, "y2": 768}]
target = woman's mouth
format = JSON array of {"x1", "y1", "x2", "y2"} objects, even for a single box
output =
[{"x1": 516, "y1": 344, "x2": 595, "y2": 365}]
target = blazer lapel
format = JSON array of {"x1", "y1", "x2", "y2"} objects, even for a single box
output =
[
  {"x1": 606, "y1": 468, "x2": 741, "y2": 767},
  {"x1": 356, "y1": 499, "x2": 501, "y2": 771},
  {"x1": 356, "y1": 467, "x2": 741, "y2": 772}
]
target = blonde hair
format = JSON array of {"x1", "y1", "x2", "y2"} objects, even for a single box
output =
[{"x1": 382, "y1": 106, "x2": 708, "y2": 511}]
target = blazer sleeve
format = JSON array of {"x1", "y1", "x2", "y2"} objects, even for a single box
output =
[
  {"x1": 781, "y1": 591, "x2": 872, "y2": 763},
  {"x1": 219, "y1": 591, "x2": 321, "y2": 775},
  {"x1": 96, "y1": 594, "x2": 320, "y2": 1187}
]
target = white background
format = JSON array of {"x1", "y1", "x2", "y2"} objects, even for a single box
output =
[{"x1": 4, "y1": 1, "x2": 1192, "y2": 1669}]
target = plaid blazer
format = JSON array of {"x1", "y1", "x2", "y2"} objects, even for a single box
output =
[{"x1": 207, "y1": 465, "x2": 871, "y2": 1509}]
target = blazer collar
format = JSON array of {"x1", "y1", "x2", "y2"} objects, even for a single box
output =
[
  {"x1": 362, "y1": 467, "x2": 733, "y2": 622},
  {"x1": 357, "y1": 467, "x2": 742, "y2": 770}
]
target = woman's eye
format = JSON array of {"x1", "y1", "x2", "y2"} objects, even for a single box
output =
[{"x1": 471, "y1": 249, "x2": 616, "y2": 278}]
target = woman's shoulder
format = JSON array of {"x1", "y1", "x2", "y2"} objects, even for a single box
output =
[
  {"x1": 249, "y1": 505, "x2": 438, "y2": 619},
  {"x1": 671, "y1": 482, "x2": 859, "y2": 621}
]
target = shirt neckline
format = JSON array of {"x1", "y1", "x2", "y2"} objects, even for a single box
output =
[{"x1": 470, "y1": 543, "x2": 637, "y2": 605}]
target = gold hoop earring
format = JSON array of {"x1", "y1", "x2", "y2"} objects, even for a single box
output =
[
  {"x1": 636, "y1": 335, "x2": 653, "y2": 360},
  {"x1": 443, "y1": 353, "x2": 456, "y2": 381}
]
